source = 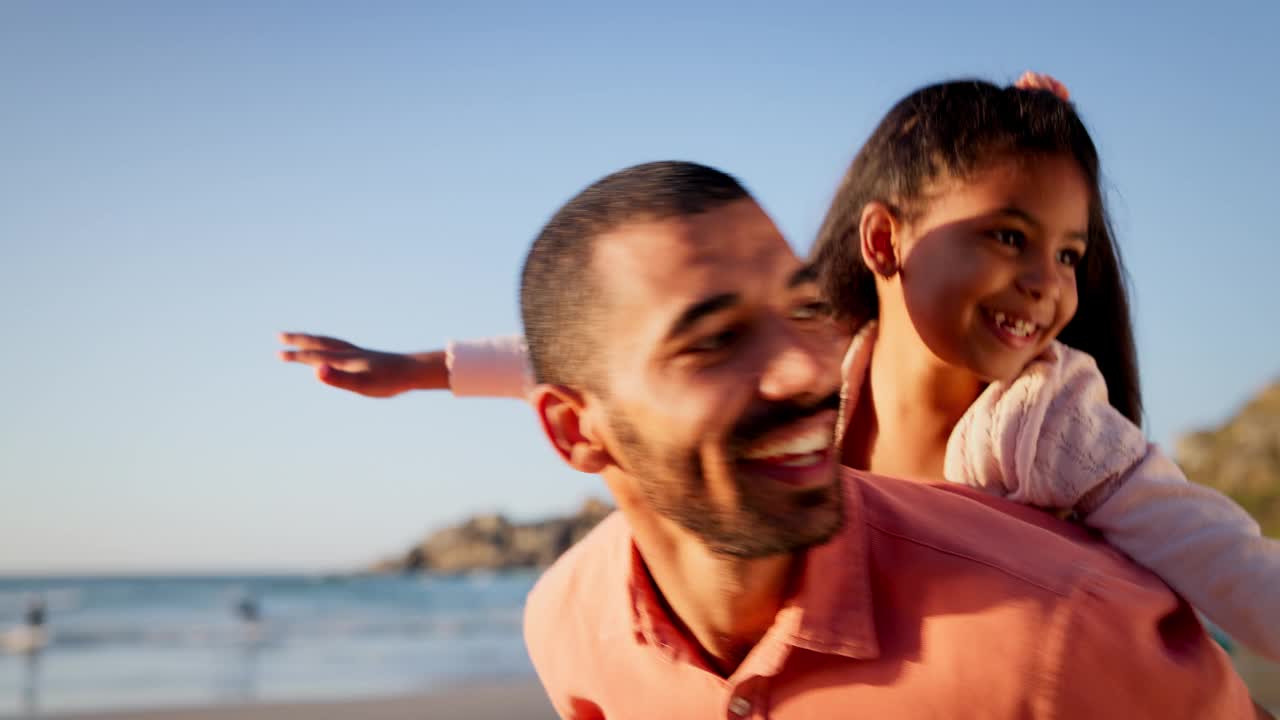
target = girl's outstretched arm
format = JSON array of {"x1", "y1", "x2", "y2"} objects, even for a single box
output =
[
  {"x1": 947, "y1": 342, "x2": 1280, "y2": 661},
  {"x1": 277, "y1": 332, "x2": 532, "y2": 400}
]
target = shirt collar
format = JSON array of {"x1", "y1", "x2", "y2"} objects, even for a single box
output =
[{"x1": 624, "y1": 470, "x2": 880, "y2": 674}]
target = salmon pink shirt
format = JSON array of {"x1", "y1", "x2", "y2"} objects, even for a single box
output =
[{"x1": 522, "y1": 470, "x2": 1251, "y2": 719}]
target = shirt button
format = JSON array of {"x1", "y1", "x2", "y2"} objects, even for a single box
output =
[{"x1": 728, "y1": 695, "x2": 752, "y2": 717}]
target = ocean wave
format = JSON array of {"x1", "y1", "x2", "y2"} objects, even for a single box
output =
[
  {"x1": 0, "y1": 574, "x2": 533, "y2": 656},
  {"x1": 3, "y1": 608, "x2": 524, "y2": 652}
]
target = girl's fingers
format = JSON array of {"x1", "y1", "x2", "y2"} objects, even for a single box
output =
[
  {"x1": 278, "y1": 349, "x2": 370, "y2": 372},
  {"x1": 277, "y1": 332, "x2": 358, "y2": 351}
]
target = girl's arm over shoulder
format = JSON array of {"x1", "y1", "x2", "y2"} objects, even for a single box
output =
[
  {"x1": 946, "y1": 342, "x2": 1280, "y2": 661},
  {"x1": 1083, "y1": 445, "x2": 1280, "y2": 661}
]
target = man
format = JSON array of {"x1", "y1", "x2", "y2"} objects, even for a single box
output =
[{"x1": 515, "y1": 161, "x2": 1254, "y2": 719}]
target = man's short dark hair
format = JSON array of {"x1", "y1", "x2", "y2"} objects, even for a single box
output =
[{"x1": 519, "y1": 161, "x2": 751, "y2": 389}]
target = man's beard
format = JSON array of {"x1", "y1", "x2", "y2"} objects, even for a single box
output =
[{"x1": 608, "y1": 394, "x2": 845, "y2": 559}]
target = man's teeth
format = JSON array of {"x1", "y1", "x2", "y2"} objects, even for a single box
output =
[
  {"x1": 775, "y1": 454, "x2": 824, "y2": 467},
  {"x1": 992, "y1": 311, "x2": 1038, "y2": 338},
  {"x1": 739, "y1": 427, "x2": 832, "y2": 461}
]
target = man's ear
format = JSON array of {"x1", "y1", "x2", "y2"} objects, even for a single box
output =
[
  {"x1": 858, "y1": 201, "x2": 902, "y2": 278},
  {"x1": 528, "y1": 384, "x2": 612, "y2": 474}
]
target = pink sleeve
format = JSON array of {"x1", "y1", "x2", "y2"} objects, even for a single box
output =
[
  {"x1": 944, "y1": 341, "x2": 1145, "y2": 507},
  {"x1": 835, "y1": 323, "x2": 877, "y2": 446},
  {"x1": 445, "y1": 335, "x2": 534, "y2": 399},
  {"x1": 947, "y1": 342, "x2": 1280, "y2": 661},
  {"x1": 1086, "y1": 447, "x2": 1280, "y2": 661}
]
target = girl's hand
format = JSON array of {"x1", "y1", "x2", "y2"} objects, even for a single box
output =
[{"x1": 277, "y1": 332, "x2": 449, "y2": 397}]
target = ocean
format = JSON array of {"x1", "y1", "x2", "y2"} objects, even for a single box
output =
[
  {"x1": 1, "y1": 573, "x2": 1275, "y2": 717},
  {"x1": 0, "y1": 573, "x2": 538, "y2": 717}
]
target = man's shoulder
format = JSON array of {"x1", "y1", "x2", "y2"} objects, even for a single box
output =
[
  {"x1": 524, "y1": 510, "x2": 631, "y2": 647},
  {"x1": 850, "y1": 469, "x2": 1161, "y2": 597},
  {"x1": 848, "y1": 471, "x2": 1253, "y2": 717},
  {"x1": 522, "y1": 512, "x2": 630, "y2": 719}
]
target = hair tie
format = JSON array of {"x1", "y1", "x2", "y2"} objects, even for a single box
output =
[{"x1": 1014, "y1": 71, "x2": 1070, "y2": 102}]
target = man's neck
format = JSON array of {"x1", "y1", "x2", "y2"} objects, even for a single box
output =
[{"x1": 623, "y1": 507, "x2": 795, "y2": 677}]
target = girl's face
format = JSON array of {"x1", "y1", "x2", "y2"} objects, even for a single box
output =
[{"x1": 892, "y1": 153, "x2": 1090, "y2": 382}]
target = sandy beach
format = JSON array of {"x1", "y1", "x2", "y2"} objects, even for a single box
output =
[{"x1": 41, "y1": 681, "x2": 557, "y2": 720}]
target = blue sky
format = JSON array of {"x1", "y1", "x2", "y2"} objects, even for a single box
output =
[{"x1": 1, "y1": 1, "x2": 1276, "y2": 572}]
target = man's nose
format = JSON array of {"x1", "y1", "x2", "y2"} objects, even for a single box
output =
[{"x1": 757, "y1": 320, "x2": 839, "y2": 403}]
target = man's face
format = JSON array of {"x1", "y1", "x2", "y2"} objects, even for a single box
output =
[{"x1": 588, "y1": 199, "x2": 848, "y2": 558}]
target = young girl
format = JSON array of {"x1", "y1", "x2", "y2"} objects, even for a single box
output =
[{"x1": 278, "y1": 74, "x2": 1280, "y2": 661}]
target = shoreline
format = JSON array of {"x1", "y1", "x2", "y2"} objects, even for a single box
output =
[{"x1": 27, "y1": 681, "x2": 556, "y2": 720}]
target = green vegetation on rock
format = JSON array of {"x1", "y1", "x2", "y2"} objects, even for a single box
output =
[{"x1": 1175, "y1": 380, "x2": 1280, "y2": 538}]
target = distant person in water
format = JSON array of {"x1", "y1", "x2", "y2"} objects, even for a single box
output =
[
  {"x1": 234, "y1": 594, "x2": 265, "y2": 646},
  {"x1": 24, "y1": 597, "x2": 46, "y2": 631},
  {"x1": 235, "y1": 595, "x2": 259, "y2": 624},
  {"x1": 18, "y1": 596, "x2": 46, "y2": 714},
  {"x1": 2, "y1": 595, "x2": 49, "y2": 656}
]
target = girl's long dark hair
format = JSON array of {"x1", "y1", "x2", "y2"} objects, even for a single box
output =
[{"x1": 810, "y1": 79, "x2": 1142, "y2": 425}]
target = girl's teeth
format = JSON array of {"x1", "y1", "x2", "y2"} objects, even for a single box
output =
[{"x1": 992, "y1": 311, "x2": 1036, "y2": 338}]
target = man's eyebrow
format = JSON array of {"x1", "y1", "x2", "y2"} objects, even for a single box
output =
[
  {"x1": 997, "y1": 206, "x2": 1088, "y2": 243},
  {"x1": 788, "y1": 264, "x2": 820, "y2": 288},
  {"x1": 666, "y1": 293, "x2": 739, "y2": 340}
]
